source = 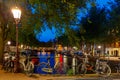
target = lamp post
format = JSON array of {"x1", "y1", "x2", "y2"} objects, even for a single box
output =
[{"x1": 12, "y1": 7, "x2": 21, "y2": 72}]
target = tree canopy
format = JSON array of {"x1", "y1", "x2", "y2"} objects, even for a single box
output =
[
  {"x1": 80, "y1": 6, "x2": 108, "y2": 44},
  {"x1": 0, "y1": 0, "x2": 120, "y2": 51},
  {"x1": 11, "y1": 0, "x2": 87, "y2": 46}
]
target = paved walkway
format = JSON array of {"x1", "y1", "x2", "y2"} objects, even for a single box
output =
[
  {"x1": 0, "y1": 64, "x2": 82, "y2": 80},
  {"x1": 0, "y1": 68, "x2": 98, "y2": 80},
  {"x1": 0, "y1": 71, "x2": 83, "y2": 80},
  {"x1": 1, "y1": 69, "x2": 120, "y2": 80},
  {"x1": 1, "y1": 65, "x2": 120, "y2": 80}
]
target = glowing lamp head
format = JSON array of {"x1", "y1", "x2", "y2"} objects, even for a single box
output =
[
  {"x1": 12, "y1": 7, "x2": 21, "y2": 19},
  {"x1": 98, "y1": 45, "x2": 101, "y2": 49},
  {"x1": 7, "y1": 41, "x2": 11, "y2": 45}
]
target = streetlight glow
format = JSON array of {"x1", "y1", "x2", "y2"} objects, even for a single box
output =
[
  {"x1": 12, "y1": 7, "x2": 21, "y2": 19},
  {"x1": 7, "y1": 41, "x2": 11, "y2": 45},
  {"x1": 98, "y1": 45, "x2": 101, "y2": 49}
]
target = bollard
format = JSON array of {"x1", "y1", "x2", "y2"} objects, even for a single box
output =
[
  {"x1": 63, "y1": 55, "x2": 67, "y2": 72},
  {"x1": 72, "y1": 57, "x2": 76, "y2": 75}
]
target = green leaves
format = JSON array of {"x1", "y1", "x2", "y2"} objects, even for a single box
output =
[
  {"x1": 87, "y1": 18, "x2": 92, "y2": 23},
  {"x1": 80, "y1": 6, "x2": 108, "y2": 44}
]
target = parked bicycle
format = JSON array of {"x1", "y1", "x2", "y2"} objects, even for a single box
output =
[
  {"x1": 77, "y1": 54, "x2": 111, "y2": 77},
  {"x1": 1, "y1": 52, "x2": 15, "y2": 72},
  {"x1": 19, "y1": 53, "x2": 34, "y2": 76},
  {"x1": 37, "y1": 56, "x2": 69, "y2": 74},
  {"x1": 115, "y1": 57, "x2": 120, "y2": 75}
]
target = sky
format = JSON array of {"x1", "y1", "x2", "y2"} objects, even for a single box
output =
[
  {"x1": 37, "y1": 0, "x2": 115, "y2": 42},
  {"x1": 36, "y1": 27, "x2": 56, "y2": 42}
]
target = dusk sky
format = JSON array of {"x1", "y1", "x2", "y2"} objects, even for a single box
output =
[{"x1": 37, "y1": 0, "x2": 115, "y2": 42}]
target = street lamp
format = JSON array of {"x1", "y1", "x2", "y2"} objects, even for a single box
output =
[
  {"x1": 7, "y1": 41, "x2": 11, "y2": 45},
  {"x1": 97, "y1": 45, "x2": 101, "y2": 57},
  {"x1": 98, "y1": 45, "x2": 101, "y2": 49},
  {"x1": 12, "y1": 7, "x2": 21, "y2": 72}
]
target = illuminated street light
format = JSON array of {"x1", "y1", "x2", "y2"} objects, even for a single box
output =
[
  {"x1": 7, "y1": 41, "x2": 11, "y2": 45},
  {"x1": 98, "y1": 45, "x2": 101, "y2": 49},
  {"x1": 97, "y1": 45, "x2": 102, "y2": 57},
  {"x1": 12, "y1": 7, "x2": 21, "y2": 72}
]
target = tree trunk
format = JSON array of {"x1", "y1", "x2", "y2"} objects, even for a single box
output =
[
  {"x1": 0, "y1": 0, "x2": 10, "y2": 64},
  {"x1": 0, "y1": 38, "x2": 4, "y2": 64}
]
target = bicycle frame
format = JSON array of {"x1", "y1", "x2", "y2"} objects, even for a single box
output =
[
  {"x1": 37, "y1": 56, "x2": 69, "y2": 74},
  {"x1": 40, "y1": 56, "x2": 61, "y2": 73},
  {"x1": 77, "y1": 55, "x2": 111, "y2": 77},
  {"x1": 19, "y1": 54, "x2": 34, "y2": 73}
]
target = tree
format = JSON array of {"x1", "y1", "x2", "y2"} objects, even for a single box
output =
[
  {"x1": 107, "y1": 0, "x2": 120, "y2": 43},
  {"x1": 79, "y1": 6, "x2": 108, "y2": 55},
  {"x1": 15, "y1": 0, "x2": 89, "y2": 48},
  {"x1": 0, "y1": 1, "x2": 13, "y2": 63},
  {"x1": 0, "y1": 0, "x2": 88, "y2": 63},
  {"x1": 80, "y1": 6, "x2": 108, "y2": 44},
  {"x1": 57, "y1": 29, "x2": 80, "y2": 47},
  {"x1": 11, "y1": 0, "x2": 87, "y2": 43}
]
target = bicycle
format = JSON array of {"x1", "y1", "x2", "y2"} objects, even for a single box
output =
[
  {"x1": 2, "y1": 56, "x2": 15, "y2": 72},
  {"x1": 1, "y1": 52, "x2": 15, "y2": 72},
  {"x1": 77, "y1": 54, "x2": 111, "y2": 77},
  {"x1": 115, "y1": 58, "x2": 120, "y2": 75},
  {"x1": 19, "y1": 53, "x2": 34, "y2": 76},
  {"x1": 37, "y1": 56, "x2": 69, "y2": 74}
]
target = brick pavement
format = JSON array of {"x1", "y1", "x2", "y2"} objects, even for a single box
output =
[
  {"x1": 0, "y1": 66, "x2": 81, "y2": 80},
  {"x1": 1, "y1": 66, "x2": 111, "y2": 80},
  {"x1": 2, "y1": 65, "x2": 118, "y2": 80},
  {"x1": 2, "y1": 69, "x2": 120, "y2": 80}
]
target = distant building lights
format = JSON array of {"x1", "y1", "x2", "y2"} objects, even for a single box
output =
[{"x1": 98, "y1": 45, "x2": 101, "y2": 49}]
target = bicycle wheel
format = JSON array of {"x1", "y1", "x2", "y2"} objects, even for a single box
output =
[
  {"x1": 54, "y1": 63, "x2": 69, "y2": 74},
  {"x1": 25, "y1": 62, "x2": 34, "y2": 77},
  {"x1": 37, "y1": 62, "x2": 52, "y2": 74},
  {"x1": 115, "y1": 67, "x2": 120, "y2": 75},
  {"x1": 4, "y1": 61, "x2": 14, "y2": 72},
  {"x1": 63, "y1": 64, "x2": 70, "y2": 74},
  {"x1": 19, "y1": 62, "x2": 24, "y2": 73},
  {"x1": 115, "y1": 63, "x2": 120, "y2": 75},
  {"x1": 77, "y1": 63, "x2": 87, "y2": 76},
  {"x1": 1, "y1": 60, "x2": 7, "y2": 70},
  {"x1": 97, "y1": 64, "x2": 111, "y2": 77},
  {"x1": 4, "y1": 61, "x2": 10, "y2": 72}
]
